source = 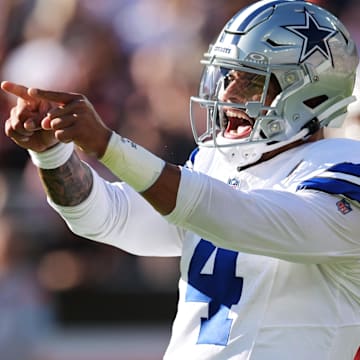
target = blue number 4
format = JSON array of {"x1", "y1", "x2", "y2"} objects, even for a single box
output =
[{"x1": 186, "y1": 239, "x2": 243, "y2": 346}]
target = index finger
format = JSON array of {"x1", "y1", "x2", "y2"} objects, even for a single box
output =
[
  {"x1": 28, "y1": 88, "x2": 84, "y2": 106},
  {"x1": 1, "y1": 81, "x2": 33, "y2": 101}
]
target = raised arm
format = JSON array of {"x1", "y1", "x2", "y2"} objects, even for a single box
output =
[{"x1": 2, "y1": 82, "x2": 180, "y2": 214}]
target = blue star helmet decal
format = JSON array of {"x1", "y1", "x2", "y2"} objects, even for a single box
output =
[{"x1": 284, "y1": 8, "x2": 338, "y2": 65}]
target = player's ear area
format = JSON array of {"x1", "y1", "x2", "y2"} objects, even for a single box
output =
[{"x1": 324, "y1": 106, "x2": 360, "y2": 140}]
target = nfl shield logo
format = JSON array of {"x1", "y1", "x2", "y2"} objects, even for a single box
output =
[{"x1": 336, "y1": 198, "x2": 352, "y2": 215}]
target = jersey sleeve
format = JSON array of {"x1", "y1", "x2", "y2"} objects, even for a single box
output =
[
  {"x1": 166, "y1": 166, "x2": 360, "y2": 263},
  {"x1": 48, "y1": 165, "x2": 184, "y2": 257},
  {"x1": 297, "y1": 162, "x2": 360, "y2": 201}
]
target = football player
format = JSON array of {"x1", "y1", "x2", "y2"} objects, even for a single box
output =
[{"x1": 2, "y1": 0, "x2": 360, "y2": 358}]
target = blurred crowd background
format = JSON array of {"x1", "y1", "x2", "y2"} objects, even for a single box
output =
[{"x1": 0, "y1": 0, "x2": 359, "y2": 359}]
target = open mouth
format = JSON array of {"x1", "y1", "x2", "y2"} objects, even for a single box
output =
[{"x1": 223, "y1": 109, "x2": 254, "y2": 139}]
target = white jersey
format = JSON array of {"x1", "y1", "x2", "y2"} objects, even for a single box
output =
[{"x1": 49, "y1": 138, "x2": 360, "y2": 359}]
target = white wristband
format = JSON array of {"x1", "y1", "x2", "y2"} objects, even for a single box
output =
[
  {"x1": 100, "y1": 132, "x2": 165, "y2": 192},
  {"x1": 28, "y1": 142, "x2": 74, "y2": 169}
]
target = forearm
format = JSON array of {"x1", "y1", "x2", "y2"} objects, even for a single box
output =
[
  {"x1": 38, "y1": 151, "x2": 93, "y2": 206},
  {"x1": 38, "y1": 147, "x2": 180, "y2": 213},
  {"x1": 99, "y1": 132, "x2": 180, "y2": 215},
  {"x1": 29, "y1": 131, "x2": 181, "y2": 213},
  {"x1": 141, "y1": 163, "x2": 181, "y2": 215},
  {"x1": 48, "y1": 173, "x2": 184, "y2": 256}
]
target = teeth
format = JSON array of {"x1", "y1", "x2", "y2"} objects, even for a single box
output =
[
  {"x1": 226, "y1": 110, "x2": 241, "y2": 118},
  {"x1": 225, "y1": 110, "x2": 252, "y2": 124}
]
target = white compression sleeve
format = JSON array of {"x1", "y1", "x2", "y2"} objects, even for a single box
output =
[
  {"x1": 100, "y1": 132, "x2": 166, "y2": 192},
  {"x1": 28, "y1": 142, "x2": 74, "y2": 169}
]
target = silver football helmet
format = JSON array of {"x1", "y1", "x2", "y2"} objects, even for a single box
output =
[{"x1": 190, "y1": 0, "x2": 359, "y2": 167}]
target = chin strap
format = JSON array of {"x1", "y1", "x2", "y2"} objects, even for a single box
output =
[
  {"x1": 213, "y1": 125, "x2": 311, "y2": 170},
  {"x1": 302, "y1": 118, "x2": 320, "y2": 136},
  {"x1": 222, "y1": 127, "x2": 311, "y2": 171}
]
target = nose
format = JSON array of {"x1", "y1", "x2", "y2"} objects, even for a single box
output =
[{"x1": 219, "y1": 81, "x2": 245, "y2": 103}]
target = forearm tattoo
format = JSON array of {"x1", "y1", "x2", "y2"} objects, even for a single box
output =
[{"x1": 39, "y1": 151, "x2": 93, "y2": 206}]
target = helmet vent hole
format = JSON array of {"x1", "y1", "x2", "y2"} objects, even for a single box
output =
[
  {"x1": 303, "y1": 95, "x2": 329, "y2": 109},
  {"x1": 266, "y1": 38, "x2": 284, "y2": 47}
]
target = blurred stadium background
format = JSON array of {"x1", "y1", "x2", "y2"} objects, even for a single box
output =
[{"x1": 0, "y1": 0, "x2": 358, "y2": 359}]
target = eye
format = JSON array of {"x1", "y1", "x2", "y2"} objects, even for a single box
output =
[{"x1": 224, "y1": 72, "x2": 235, "y2": 89}]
